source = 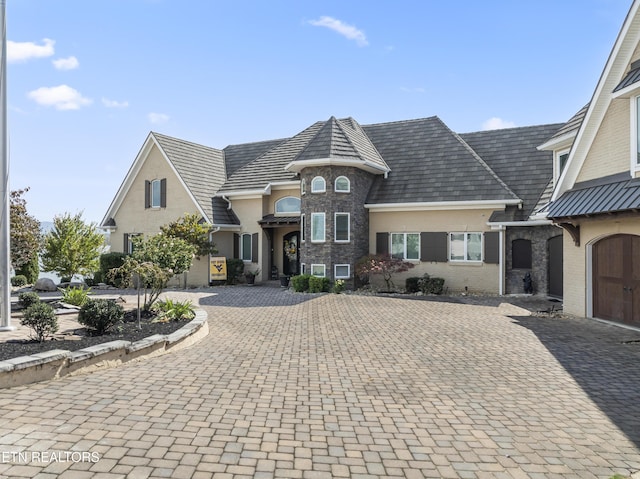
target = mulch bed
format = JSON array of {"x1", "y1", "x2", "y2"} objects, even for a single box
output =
[{"x1": 0, "y1": 310, "x2": 189, "y2": 362}]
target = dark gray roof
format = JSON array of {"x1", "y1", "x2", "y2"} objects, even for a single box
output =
[
  {"x1": 613, "y1": 59, "x2": 640, "y2": 93},
  {"x1": 547, "y1": 104, "x2": 589, "y2": 142},
  {"x1": 211, "y1": 197, "x2": 240, "y2": 226},
  {"x1": 363, "y1": 117, "x2": 519, "y2": 204},
  {"x1": 548, "y1": 172, "x2": 640, "y2": 218},
  {"x1": 152, "y1": 132, "x2": 225, "y2": 222},
  {"x1": 218, "y1": 122, "x2": 325, "y2": 193},
  {"x1": 293, "y1": 117, "x2": 388, "y2": 172},
  {"x1": 224, "y1": 138, "x2": 286, "y2": 177},
  {"x1": 460, "y1": 123, "x2": 563, "y2": 220}
]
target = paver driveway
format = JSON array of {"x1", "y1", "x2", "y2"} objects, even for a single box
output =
[{"x1": 0, "y1": 286, "x2": 639, "y2": 479}]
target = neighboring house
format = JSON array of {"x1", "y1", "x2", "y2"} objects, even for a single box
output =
[
  {"x1": 102, "y1": 115, "x2": 563, "y2": 296},
  {"x1": 546, "y1": 0, "x2": 640, "y2": 326}
]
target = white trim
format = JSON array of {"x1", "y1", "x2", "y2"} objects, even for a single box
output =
[
  {"x1": 449, "y1": 232, "x2": 483, "y2": 263},
  {"x1": 334, "y1": 212, "x2": 350, "y2": 242},
  {"x1": 586, "y1": 241, "x2": 594, "y2": 318},
  {"x1": 310, "y1": 212, "x2": 326, "y2": 243},
  {"x1": 101, "y1": 132, "x2": 210, "y2": 226},
  {"x1": 285, "y1": 157, "x2": 390, "y2": 175},
  {"x1": 334, "y1": 176, "x2": 351, "y2": 193},
  {"x1": 275, "y1": 196, "x2": 301, "y2": 215},
  {"x1": 311, "y1": 264, "x2": 326, "y2": 277},
  {"x1": 390, "y1": 232, "x2": 420, "y2": 261},
  {"x1": 211, "y1": 224, "x2": 241, "y2": 231},
  {"x1": 632, "y1": 96, "x2": 640, "y2": 175},
  {"x1": 499, "y1": 228, "x2": 505, "y2": 296},
  {"x1": 536, "y1": 130, "x2": 578, "y2": 152},
  {"x1": 487, "y1": 219, "x2": 553, "y2": 228},
  {"x1": 300, "y1": 214, "x2": 306, "y2": 242},
  {"x1": 334, "y1": 264, "x2": 351, "y2": 279},
  {"x1": 217, "y1": 181, "x2": 301, "y2": 199},
  {"x1": 366, "y1": 199, "x2": 521, "y2": 212},
  {"x1": 240, "y1": 233, "x2": 252, "y2": 262},
  {"x1": 311, "y1": 176, "x2": 326, "y2": 193}
]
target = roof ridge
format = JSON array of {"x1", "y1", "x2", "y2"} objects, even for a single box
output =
[
  {"x1": 362, "y1": 116, "x2": 439, "y2": 129},
  {"x1": 459, "y1": 122, "x2": 565, "y2": 136},
  {"x1": 151, "y1": 131, "x2": 222, "y2": 151},
  {"x1": 440, "y1": 118, "x2": 520, "y2": 201},
  {"x1": 336, "y1": 117, "x2": 389, "y2": 171}
]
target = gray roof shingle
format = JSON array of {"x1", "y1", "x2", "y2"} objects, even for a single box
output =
[
  {"x1": 363, "y1": 117, "x2": 519, "y2": 204},
  {"x1": 223, "y1": 138, "x2": 286, "y2": 177}
]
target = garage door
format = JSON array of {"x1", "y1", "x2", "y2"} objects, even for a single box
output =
[{"x1": 593, "y1": 234, "x2": 640, "y2": 325}]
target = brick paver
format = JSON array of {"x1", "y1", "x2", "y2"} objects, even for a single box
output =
[{"x1": 1, "y1": 285, "x2": 640, "y2": 478}]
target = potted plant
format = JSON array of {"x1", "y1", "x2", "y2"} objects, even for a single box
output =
[{"x1": 245, "y1": 268, "x2": 260, "y2": 285}]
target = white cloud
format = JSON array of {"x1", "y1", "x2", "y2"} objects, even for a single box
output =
[
  {"x1": 482, "y1": 117, "x2": 516, "y2": 130},
  {"x1": 308, "y1": 16, "x2": 368, "y2": 47},
  {"x1": 8, "y1": 38, "x2": 55, "y2": 63},
  {"x1": 52, "y1": 56, "x2": 79, "y2": 70},
  {"x1": 27, "y1": 85, "x2": 92, "y2": 110},
  {"x1": 148, "y1": 112, "x2": 169, "y2": 124},
  {"x1": 102, "y1": 98, "x2": 129, "y2": 108}
]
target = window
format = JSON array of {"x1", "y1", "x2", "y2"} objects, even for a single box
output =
[
  {"x1": 301, "y1": 214, "x2": 305, "y2": 242},
  {"x1": 512, "y1": 239, "x2": 532, "y2": 269},
  {"x1": 311, "y1": 176, "x2": 326, "y2": 193},
  {"x1": 301, "y1": 263, "x2": 306, "y2": 274},
  {"x1": 311, "y1": 213, "x2": 325, "y2": 242},
  {"x1": 311, "y1": 264, "x2": 326, "y2": 277},
  {"x1": 335, "y1": 176, "x2": 350, "y2": 193},
  {"x1": 124, "y1": 233, "x2": 141, "y2": 254},
  {"x1": 334, "y1": 213, "x2": 350, "y2": 242},
  {"x1": 558, "y1": 152, "x2": 569, "y2": 175},
  {"x1": 450, "y1": 233, "x2": 482, "y2": 262},
  {"x1": 145, "y1": 178, "x2": 166, "y2": 209},
  {"x1": 334, "y1": 264, "x2": 350, "y2": 279},
  {"x1": 301, "y1": 178, "x2": 306, "y2": 195},
  {"x1": 390, "y1": 233, "x2": 420, "y2": 260},
  {"x1": 275, "y1": 196, "x2": 301, "y2": 215},
  {"x1": 240, "y1": 233, "x2": 252, "y2": 261}
]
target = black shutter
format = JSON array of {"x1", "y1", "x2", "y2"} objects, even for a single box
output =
[
  {"x1": 233, "y1": 233, "x2": 239, "y2": 259},
  {"x1": 420, "y1": 232, "x2": 448, "y2": 262},
  {"x1": 484, "y1": 231, "x2": 500, "y2": 264},
  {"x1": 144, "y1": 180, "x2": 151, "y2": 209},
  {"x1": 251, "y1": 233, "x2": 259, "y2": 263},
  {"x1": 376, "y1": 232, "x2": 389, "y2": 255},
  {"x1": 123, "y1": 234, "x2": 130, "y2": 254},
  {"x1": 160, "y1": 178, "x2": 167, "y2": 207}
]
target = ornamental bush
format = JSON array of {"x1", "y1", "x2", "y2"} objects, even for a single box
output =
[
  {"x1": 78, "y1": 299, "x2": 124, "y2": 335},
  {"x1": 21, "y1": 302, "x2": 58, "y2": 342},
  {"x1": 11, "y1": 275, "x2": 28, "y2": 287},
  {"x1": 405, "y1": 277, "x2": 421, "y2": 293},
  {"x1": 308, "y1": 276, "x2": 330, "y2": 293},
  {"x1": 291, "y1": 274, "x2": 311, "y2": 292},
  {"x1": 19, "y1": 291, "x2": 41, "y2": 308}
]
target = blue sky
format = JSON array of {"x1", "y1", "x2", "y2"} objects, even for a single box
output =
[{"x1": 6, "y1": 0, "x2": 632, "y2": 224}]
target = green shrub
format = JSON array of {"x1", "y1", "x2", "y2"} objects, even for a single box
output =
[
  {"x1": 78, "y1": 298, "x2": 124, "y2": 335},
  {"x1": 332, "y1": 279, "x2": 345, "y2": 294},
  {"x1": 405, "y1": 277, "x2": 421, "y2": 293},
  {"x1": 11, "y1": 275, "x2": 28, "y2": 287},
  {"x1": 291, "y1": 274, "x2": 311, "y2": 292},
  {"x1": 418, "y1": 275, "x2": 445, "y2": 295},
  {"x1": 308, "y1": 276, "x2": 330, "y2": 293},
  {"x1": 21, "y1": 302, "x2": 58, "y2": 342},
  {"x1": 15, "y1": 254, "x2": 39, "y2": 284},
  {"x1": 225, "y1": 258, "x2": 244, "y2": 285},
  {"x1": 60, "y1": 286, "x2": 92, "y2": 306},
  {"x1": 19, "y1": 291, "x2": 41, "y2": 308},
  {"x1": 152, "y1": 298, "x2": 195, "y2": 321},
  {"x1": 99, "y1": 252, "x2": 127, "y2": 287}
]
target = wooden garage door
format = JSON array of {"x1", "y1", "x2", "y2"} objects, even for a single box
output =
[{"x1": 593, "y1": 234, "x2": 640, "y2": 325}]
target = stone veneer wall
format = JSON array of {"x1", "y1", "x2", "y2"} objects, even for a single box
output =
[
  {"x1": 300, "y1": 166, "x2": 376, "y2": 281},
  {"x1": 505, "y1": 225, "x2": 563, "y2": 295}
]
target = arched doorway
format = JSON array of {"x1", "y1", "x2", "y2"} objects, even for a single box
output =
[
  {"x1": 593, "y1": 234, "x2": 640, "y2": 325},
  {"x1": 283, "y1": 231, "x2": 300, "y2": 276}
]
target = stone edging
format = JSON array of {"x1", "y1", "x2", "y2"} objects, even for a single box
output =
[{"x1": 0, "y1": 309, "x2": 209, "y2": 389}]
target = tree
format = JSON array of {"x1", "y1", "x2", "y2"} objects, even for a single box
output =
[
  {"x1": 41, "y1": 212, "x2": 104, "y2": 281},
  {"x1": 356, "y1": 254, "x2": 415, "y2": 291},
  {"x1": 160, "y1": 213, "x2": 217, "y2": 259},
  {"x1": 9, "y1": 188, "x2": 42, "y2": 273}
]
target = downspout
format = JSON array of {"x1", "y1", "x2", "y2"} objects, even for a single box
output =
[{"x1": 498, "y1": 226, "x2": 505, "y2": 296}]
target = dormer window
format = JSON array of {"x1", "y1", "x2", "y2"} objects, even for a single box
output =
[
  {"x1": 311, "y1": 176, "x2": 326, "y2": 193},
  {"x1": 334, "y1": 176, "x2": 350, "y2": 193},
  {"x1": 275, "y1": 196, "x2": 301, "y2": 215},
  {"x1": 556, "y1": 149, "x2": 570, "y2": 181}
]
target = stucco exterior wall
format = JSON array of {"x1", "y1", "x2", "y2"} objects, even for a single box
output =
[
  {"x1": 228, "y1": 197, "x2": 264, "y2": 280},
  {"x1": 562, "y1": 216, "x2": 640, "y2": 317},
  {"x1": 369, "y1": 208, "x2": 499, "y2": 294},
  {"x1": 577, "y1": 99, "x2": 630, "y2": 183}
]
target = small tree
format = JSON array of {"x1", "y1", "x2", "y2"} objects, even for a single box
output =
[
  {"x1": 21, "y1": 302, "x2": 58, "y2": 342},
  {"x1": 160, "y1": 213, "x2": 217, "y2": 259},
  {"x1": 41, "y1": 212, "x2": 104, "y2": 281},
  {"x1": 9, "y1": 188, "x2": 42, "y2": 273},
  {"x1": 110, "y1": 258, "x2": 171, "y2": 311},
  {"x1": 356, "y1": 254, "x2": 415, "y2": 291}
]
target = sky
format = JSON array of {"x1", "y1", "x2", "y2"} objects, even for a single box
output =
[{"x1": 5, "y1": 0, "x2": 633, "y2": 225}]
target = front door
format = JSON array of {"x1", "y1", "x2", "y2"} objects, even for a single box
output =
[
  {"x1": 593, "y1": 234, "x2": 640, "y2": 325},
  {"x1": 283, "y1": 231, "x2": 300, "y2": 276}
]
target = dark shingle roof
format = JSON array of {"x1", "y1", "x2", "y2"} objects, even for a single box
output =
[
  {"x1": 223, "y1": 138, "x2": 286, "y2": 177},
  {"x1": 548, "y1": 172, "x2": 640, "y2": 218},
  {"x1": 211, "y1": 197, "x2": 240, "y2": 226},
  {"x1": 460, "y1": 123, "x2": 563, "y2": 219},
  {"x1": 152, "y1": 132, "x2": 225, "y2": 222},
  {"x1": 218, "y1": 122, "x2": 325, "y2": 193},
  {"x1": 547, "y1": 104, "x2": 589, "y2": 142},
  {"x1": 363, "y1": 117, "x2": 519, "y2": 204}
]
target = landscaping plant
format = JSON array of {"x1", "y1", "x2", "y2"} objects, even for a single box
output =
[
  {"x1": 21, "y1": 302, "x2": 58, "y2": 342},
  {"x1": 19, "y1": 291, "x2": 41, "y2": 308},
  {"x1": 356, "y1": 254, "x2": 415, "y2": 291},
  {"x1": 78, "y1": 299, "x2": 124, "y2": 335},
  {"x1": 11, "y1": 275, "x2": 28, "y2": 287},
  {"x1": 59, "y1": 286, "x2": 92, "y2": 307},
  {"x1": 152, "y1": 298, "x2": 195, "y2": 321}
]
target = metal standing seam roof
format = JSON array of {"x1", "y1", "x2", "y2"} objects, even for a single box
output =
[
  {"x1": 547, "y1": 172, "x2": 640, "y2": 218},
  {"x1": 613, "y1": 59, "x2": 640, "y2": 93}
]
